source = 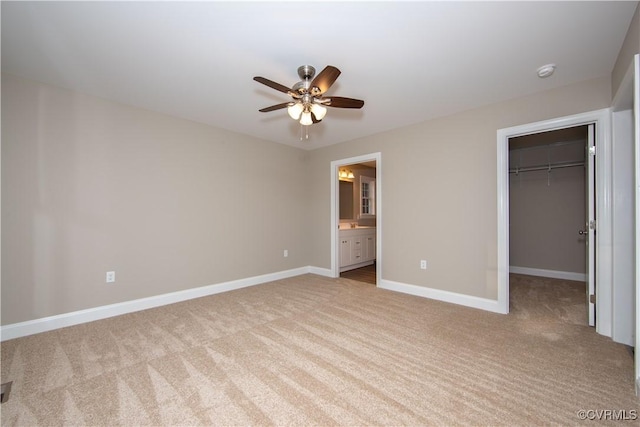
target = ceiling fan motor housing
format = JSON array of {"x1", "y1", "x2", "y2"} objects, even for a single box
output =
[
  {"x1": 293, "y1": 65, "x2": 316, "y2": 95},
  {"x1": 297, "y1": 65, "x2": 315, "y2": 80},
  {"x1": 292, "y1": 80, "x2": 310, "y2": 95}
]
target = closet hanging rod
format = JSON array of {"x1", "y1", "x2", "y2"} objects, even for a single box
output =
[
  {"x1": 509, "y1": 138, "x2": 585, "y2": 153},
  {"x1": 509, "y1": 160, "x2": 585, "y2": 174}
]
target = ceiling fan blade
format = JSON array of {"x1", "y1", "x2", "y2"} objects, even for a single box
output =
[
  {"x1": 259, "y1": 102, "x2": 290, "y2": 112},
  {"x1": 310, "y1": 66, "x2": 341, "y2": 95},
  {"x1": 327, "y1": 96, "x2": 364, "y2": 109},
  {"x1": 253, "y1": 76, "x2": 291, "y2": 95}
]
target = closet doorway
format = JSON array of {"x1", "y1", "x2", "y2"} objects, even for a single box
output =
[
  {"x1": 508, "y1": 125, "x2": 595, "y2": 326},
  {"x1": 498, "y1": 110, "x2": 613, "y2": 333}
]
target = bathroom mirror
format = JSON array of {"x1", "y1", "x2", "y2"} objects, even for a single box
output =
[{"x1": 339, "y1": 180, "x2": 354, "y2": 220}]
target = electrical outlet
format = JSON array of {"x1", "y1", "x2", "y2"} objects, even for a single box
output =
[
  {"x1": 284, "y1": 249, "x2": 288, "y2": 258},
  {"x1": 420, "y1": 260, "x2": 427, "y2": 270},
  {"x1": 106, "y1": 271, "x2": 115, "y2": 283}
]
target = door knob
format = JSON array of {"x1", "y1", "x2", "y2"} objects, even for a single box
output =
[{"x1": 578, "y1": 229, "x2": 588, "y2": 235}]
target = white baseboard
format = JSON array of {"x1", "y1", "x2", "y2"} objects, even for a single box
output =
[
  {"x1": 1, "y1": 267, "x2": 513, "y2": 341},
  {"x1": 307, "y1": 266, "x2": 334, "y2": 277},
  {"x1": 378, "y1": 279, "x2": 504, "y2": 314},
  {"x1": 1, "y1": 266, "x2": 314, "y2": 342},
  {"x1": 509, "y1": 266, "x2": 586, "y2": 282}
]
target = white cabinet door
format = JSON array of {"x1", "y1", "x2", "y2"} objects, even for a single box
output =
[
  {"x1": 340, "y1": 237, "x2": 352, "y2": 267},
  {"x1": 352, "y1": 237, "x2": 363, "y2": 264},
  {"x1": 364, "y1": 234, "x2": 376, "y2": 261}
]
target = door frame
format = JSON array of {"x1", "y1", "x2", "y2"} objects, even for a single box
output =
[
  {"x1": 496, "y1": 109, "x2": 612, "y2": 336},
  {"x1": 631, "y1": 54, "x2": 640, "y2": 395},
  {"x1": 586, "y1": 124, "x2": 596, "y2": 327},
  {"x1": 331, "y1": 152, "x2": 382, "y2": 283}
]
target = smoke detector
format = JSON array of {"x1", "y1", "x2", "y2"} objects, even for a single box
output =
[{"x1": 537, "y1": 64, "x2": 556, "y2": 78}]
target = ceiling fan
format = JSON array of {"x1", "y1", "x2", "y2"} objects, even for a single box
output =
[{"x1": 253, "y1": 65, "x2": 364, "y2": 126}]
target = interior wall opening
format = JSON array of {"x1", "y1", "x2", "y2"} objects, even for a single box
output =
[
  {"x1": 338, "y1": 161, "x2": 377, "y2": 285},
  {"x1": 508, "y1": 125, "x2": 590, "y2": 326}
]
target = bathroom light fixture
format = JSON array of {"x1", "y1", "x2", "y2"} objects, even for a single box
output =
[
  {"x1": 537, "y1": 63, "x2": 556, "y2": 78},
  {"x1": 339, "y1": 169, "x2": 355, "y2": 179}
]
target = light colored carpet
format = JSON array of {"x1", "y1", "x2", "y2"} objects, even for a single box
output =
[
  {"x1": 1, "y1": 273, "x2": 638, "y2": 426},
  {"x1": 509, "y1": 273, "x2": 587, "y2": 326}
]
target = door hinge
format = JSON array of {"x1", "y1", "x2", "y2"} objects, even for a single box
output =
[
  {"x1": 588, "y1": 146, "x2": 596, "y2": 156},
  {"x1": 589, "y1": 294, "x2": 596, "y2": 304}
]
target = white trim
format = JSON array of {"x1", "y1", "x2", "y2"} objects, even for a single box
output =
[
  {"x1": 497, "y1": 126, "x2": 510, "y2": 315},
  {"x1": 379, "y1": 279, "x2": 504, "y2": 314},
  {"x1": 633, "y1": 54, "x2": 640, "y2": 392},
  {"x1": 331, "y1": 153, "x2": 382, "y2": 285},
  {"x1": 497, "y1": 108, "x2": 613, "y2": 336},
  {"x1": 509, "y1": 266, "x2": 586, "y2": 282},
  {"x1": 307, "y1": 266, "x2": 333, "y2": 277},
  {"x1": 1, "y1": 267, "x2": 314, "y2": 341},
  {"x1": 611, "y1": 109, "x2": 635, "y2": 346}
]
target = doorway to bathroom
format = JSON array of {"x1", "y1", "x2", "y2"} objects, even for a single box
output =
[{"x1": 331, "y1": 153, "x2": 381, "y2": 286}]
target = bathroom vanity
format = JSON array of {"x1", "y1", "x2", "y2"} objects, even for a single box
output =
[{"x1": 339, "y1": 227, "x2": 376, "y2": 272}]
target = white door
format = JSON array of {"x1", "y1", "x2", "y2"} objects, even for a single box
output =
[{"x1": 585, "y1": 124, "x2": 596, "y2": 327}]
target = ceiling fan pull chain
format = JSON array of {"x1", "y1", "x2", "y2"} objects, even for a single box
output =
[{"x1": 298, "y1": 123, "x2": 310, "y2": 140}]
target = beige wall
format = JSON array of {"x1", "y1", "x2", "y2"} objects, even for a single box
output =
[
  {"x1": 612, "y1": 2, "x2": 640, "y2": 98},
  {"x1": 307, "y1": 77, "x2": 611, "y2": 300},
  {"x1": 1, "y1": 73, "x2": 309, "y2": 325},
  {"x1": 509, "y1": 141, "x2": 586, "y2": 274},
  {"x1": 0, "y1": 72, "x2": 613, "y2": 325}
]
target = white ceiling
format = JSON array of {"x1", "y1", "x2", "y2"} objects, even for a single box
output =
[{"x1": 2, "y1": 1, "x2": 636, "y2": 150}]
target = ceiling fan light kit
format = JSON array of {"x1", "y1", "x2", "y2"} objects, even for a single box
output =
[
  {"x1": 310, "y1": 103, "x2": 327, "y2": 120},
  {"x1": 254, "y1": 64, "x2": 364, "y2": 128},
  {"x1": 300, "y1": 111, "x2": 313, "y2": 126},
  {"x1": 287, "y1": 102, "x2": 304, "y2": 120}
]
